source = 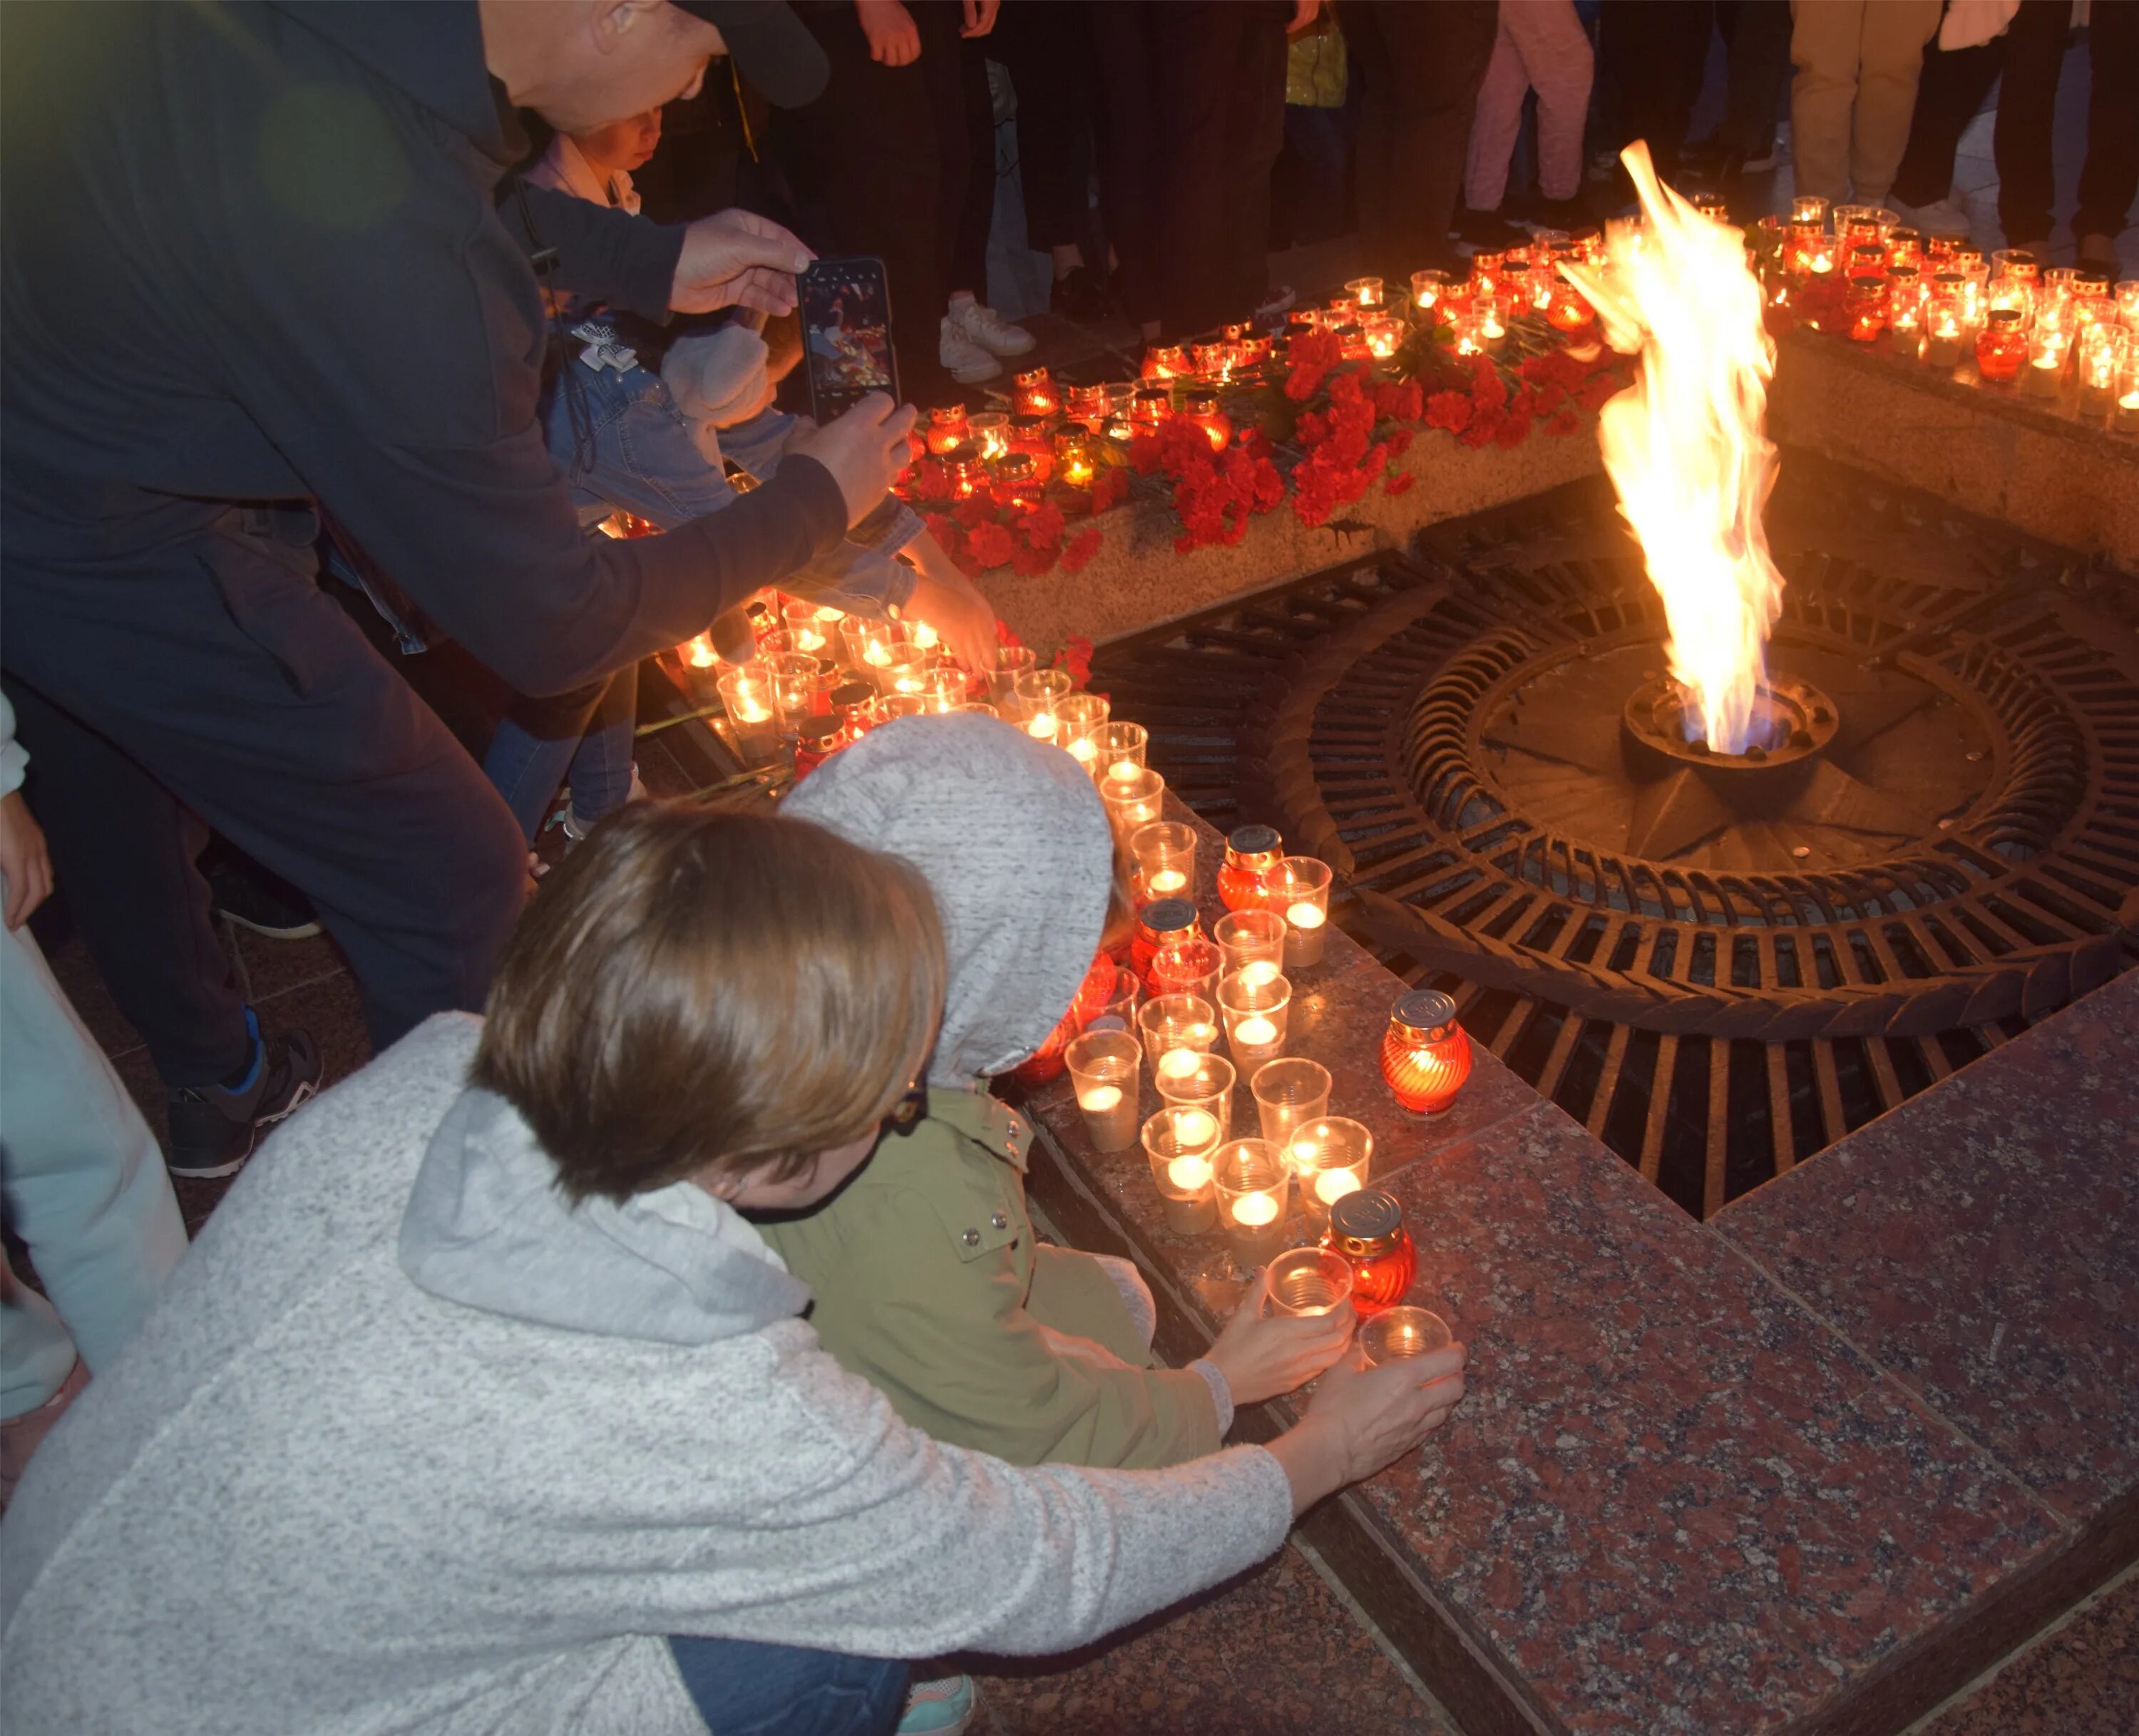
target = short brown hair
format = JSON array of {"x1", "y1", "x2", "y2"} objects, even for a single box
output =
[{"x1": 472, "y1": 804, "x2": 944, "y2": 1204}]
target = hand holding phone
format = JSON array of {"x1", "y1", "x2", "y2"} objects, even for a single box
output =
[
  {"x1": 790, "y1": 394, "x2": 918, "y2": 528},
  {"x1": 798, "y1": 257, "x2": 901, "y2": 422}
]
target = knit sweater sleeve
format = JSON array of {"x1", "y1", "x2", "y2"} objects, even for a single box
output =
[{"x1": 588, "y1": 1322, "x2": 1295, "y2": 1660}]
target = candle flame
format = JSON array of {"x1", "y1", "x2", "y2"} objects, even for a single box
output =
[
  {"x1": 1233, "y1": 1015, "x2": 1278, "y2": 1048},
  {"x1": 1158, "y1": 1047, "x2": 1202, "y2": 1080},
  {"x1": 684, "y1": 634, "x2": 717, "y2": 668},
  {"x1": 1562, "y1": 141, "x2": 1785, "y2": 756},
  {"x1": 1231, "y1": 1192, "x2": 1280, "y2": 1227},
  {"x1": 1174, "y1": 1109, "x2": 1216, "y2": 1147},
  {"x1": 1167, "y1": 1153, "x2": 1213, "y2": 1190},
  {"x1": 1078, "y1": 1084, "x2": 1122, "y2": 1114}
]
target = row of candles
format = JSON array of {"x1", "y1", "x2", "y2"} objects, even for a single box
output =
[{"x1": 1767, "y1": 196, "x2": 2139, "y2": 423}]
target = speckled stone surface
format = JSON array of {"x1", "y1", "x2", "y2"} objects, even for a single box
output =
[
  {"x1": 973, "y1": 1543, "x2": 1457, "y2": 1736},
  {"x1": 1921, "y1": 1565, "x2": 2139, "y2": 1736},
  {"x1": 1716, "y1": 971, "x2": 2139, "y2": 1520}
]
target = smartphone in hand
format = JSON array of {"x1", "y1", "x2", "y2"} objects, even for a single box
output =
[{"x1": 797, "y1": 257, "x2": 900, "y2": 423}]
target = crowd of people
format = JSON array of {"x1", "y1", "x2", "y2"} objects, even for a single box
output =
[{"x1": 0, "y1": 1, "x2": 2130, "y2": 1732}]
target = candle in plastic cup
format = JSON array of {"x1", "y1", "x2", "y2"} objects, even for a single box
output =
[
  {"x1": 1268, "y1": 856, "x2": 1333, "y2": 967},
  {"x1": 1266, "y1": 1246, "x2": 1354, "y2": 1317},
  {"x1": 1131, "y1": 821, "x2": 1199, "y2": 906},
  {"x1": 1066, "y1": 1029, "x2": 1142, "y2": 1154},
  {"x1": 1252, "y1": 1058, "x2": 1332, "y2": 1149},
  {"x1": 1102, "y1": 768, "x2": 1166, "y2": 842},
  {"x1": 715, "y1": 663, "x2": 784, "y2": 767},
  {"x1": 1212, "y1": 1139, "x2": 1289, "y2": 1266},
  {"x1": 1138, "y1": 993, "x2": 1218, "y2": 1074},
  {"x1": 1286, "y1": 1116, "x2": 1374, "y2": 1228},
  {"x1": 1144, "y1": 1106, "x2": 1221, "y2": 1235},
  {"x1": 989, "y1": 644, "x2": 1037, "y2": 706},
  {"x1": 1360, "y1": 1305, "x2": 1452, "y2": 1366},
  {"x1": 1219, "y1": 968, "x2": 1291, "y2": 1069},
  {"x1": 1215, "y1": 908, "x2": 1287, "y2": 980},
  {"x1": 1056, "y1": 694, "x2": 1110, "y2": 767},
  {"x1": 1154, "y1": 1050, "x2": 1235, "y2": 1138},
  {"x1": 1089, "y1": 721, "x2": 1149, "y2": 785},
  {"x1": 1012, "y1": 667, "x2": 1074, "y2": 738}
]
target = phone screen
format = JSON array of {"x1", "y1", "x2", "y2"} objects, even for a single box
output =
[{"x1": 798, "y1": 257, "x2": 899, "y2": 422}]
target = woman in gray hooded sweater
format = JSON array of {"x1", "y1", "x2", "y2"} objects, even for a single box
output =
[{"x1": 0, "y1": 801, "x2": 1465, "y2": 1736}]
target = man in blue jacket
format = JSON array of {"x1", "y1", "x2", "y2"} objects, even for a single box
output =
[{"x1": 0, "y1": 1, "x2": 911, "y2": 1113}]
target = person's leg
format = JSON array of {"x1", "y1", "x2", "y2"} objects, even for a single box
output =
[
  {"x1": 665, "y1": 1635, "x2": 908, "y2": 1736},
  {"x1": 2073, "y1": 0, "x2": 2139, "y2": 252},
  {"x1": 994, "y1": 1, "x2": 1095, "y2": 257},
  {"x1": 1464, "y1": 13, "x2": 1532, "y2": 214},
  {"x1": 1789, "y1": 0, "x2": 1868, "y2": 202},
  {"x1": 4, "y1": 679, "x2": 249, "y2": 1087},
  {"x1": 563, "y1": 662, "x2": 640, "y2": 833},
  {"x1": 1603, "y1": 0, "x2": 1713, "y2": 188},
  {"x1": 1514, "y1": 0, "x2": 1598, "y2": 202},
  {"x1": 0, "y1": 921, "x2": 187, "y2": 1382},
  {"x1": 1223, "y1": 1, "x2": 1291, "y2": 314},
  {"x1": 1090, "y1": 2, "x2": 1161, "y2": 327},
  {"x1": 1889, "y1": 35, "x2": 2006, "y2": 209},
  {"x1": 1992, "y1": 0, "x2": 2071, "y2": 247},
  {"x1": 483, "y1": 682, "x2": 610, "y2": 843},
  {"x1": 1337, "y1": 0, "x2": 1397, "y2": 263},
  {"x1": 0, "y1": 516, "x2": 526, "y2": 1056},
  {"x1": 1150, "y1": 1, "x2": 1251, "y2": 334},
  {"x1": 1847, "y1": 0, "x2": 1941, "y2": 205},
  {"x1": 945, "y1": 35, "x2": 994, "y2": 300},
  {"x1": 1350, "y1": 0, "x2": 1499, "y2": 271},
  {"x1": 1026, "y1": 1243, "x2": 1159, "y2": 1367},
  {"x1": 1720, "y1": 0, "x2": 1792, "y2": 160}
]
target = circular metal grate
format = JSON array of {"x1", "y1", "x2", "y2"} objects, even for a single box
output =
[{"x1": 1092, "y1": 461, "x2": 2139, "y2": 1216}]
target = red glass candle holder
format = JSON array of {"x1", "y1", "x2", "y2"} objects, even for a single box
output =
[
  {"x1": 1845, "y1": 274, "x2": 1887, "y2": 342},
  {"x1": 1064, "y1": 381, "x2": 1111, "y2": 429},
  {"x1": 1131, "y1": 897, "x2": 1201, "y2": 981},
  {"x1": 924, "y1": 404, "x2": 970, "y2": 456},
  {"x1": 1218, "y1": 825, "x2": 1284, "y2": 913},
  {"x1": 1975, "y1": 309, "x2": 2027, "y2": 384},
  {"x1": 791, "y1": 715, "x2": 849, "y2": 781},
  {"x1": 1321, "y1": 1190, "x2": 1417, "y2": 1318},
  {"x1": 1380, "y1": 990, "x2": 1472, "y2": 1115},
  {"x1": 1179, "y1": 391, "x2": 1232, "y2": 452},
  {"x1": 1142, "y1": 344, "x2": 1186, "y2": 381},
  {"x1": 1131, "y1": 386, "x2": 1174, "y2": 427},
  {"x1": 1011, "y1": 367, "x2": 1060, "y2": 417}
]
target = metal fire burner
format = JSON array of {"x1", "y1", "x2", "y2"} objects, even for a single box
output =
[{"x1": 1089, "y1": 458, "x2": 2139, "y2": 1217}]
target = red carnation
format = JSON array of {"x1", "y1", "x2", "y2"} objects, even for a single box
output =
[
  {"x1": 1383, "y1": 472, "x2": 1415, "y2": 496},
  {"x1": 965, "y1": 520, "x2": 1015, "y2": 568},
  {"x1": 1425, "y1": 390, "x2": 1474, "y2": 433},
  {"x1": 1062, "y1": 528, "x2": 1103, "y2": 573}
]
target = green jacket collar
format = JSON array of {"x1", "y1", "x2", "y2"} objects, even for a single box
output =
[{"x1": 928, "y1": 1085, "x2": 1032, "y2": 1174}]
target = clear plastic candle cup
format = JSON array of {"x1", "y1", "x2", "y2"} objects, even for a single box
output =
[
  {"x1": 714, "y1": 662, "x2": 784, "y2": 767},
  {"x1": 1139, "y1": 993, "x2": 1219, "y2": 1079},
  {"x1": 1214, "y1": 909, "x2": 1287, "y2": 984},
  {"x1": 877, "y1": 642, "x2": 931, "y2": 699},
  {"x1": 1066, "y1": 1029, "x2": 1143, "y2": 1154},
  {"x1": 1090, "y1": 721, "x2": 1150, "y2": 787},
  {"x1": 766, "y1": 652, "x2": 827, "y2": 731},
  {"x1": 1212, "y1": 1139, "x2": 1291, "y2": 1268},
  {"x1": 1286, "y1": 1115, "x2": 1374, "y2": 1229},
  {"x1": 1265, "y1": 1245, "x2": 1354, "y2": 1317},
  {"x1": 1090, "y1": 961, "x2": 1142, "y2": 1035},
  {"x1": 1011, "y1": 667, "x2": 1075, "y2": 739},
  {"x1": 1361, "y1": 1305, "x2": 1452, "y2": 1366},
  {"x1": 1055, "y1": 694, "x2": 1111, "y2": 769},
  {"x1": 1102, "y1": 767, "x2": 1166, "y2": 843},
  {"x1": 782, "y1": 598, "x2": 836, "y2": 655},
  {"x1": 1251, "y1": 1058, "x2": 1332, "y2": 1150},
  {"x1": 1131, "y1": 821, "x2": 1199, "y2": 903},
  {"x1": 838, "y1": 615, "x2": 904, "y2": 679},
  {"x1": 1154, "y1": 1049, "x2": 1235, "y2": 1136},
  {"x1": 1218, "y1": 968, "x2": 1291, "y2": 1069},
  {"x1": 1267, "y1": 856, "x2": 1333, "y2": 967},
  {"x1": 1143, "y1": 1106, "x2": 1221, "y2": 1236},
  {"x1": 989, "y1": 644, "x2": 1037, "y2": 707}
]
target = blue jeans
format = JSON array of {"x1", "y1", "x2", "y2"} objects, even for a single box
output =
[
  {"x1": 481, "y1": 661, "x2": 640, "y2": 842},
  {"x1": 666, "y1": 1635, "x2": 907, "y2": 1736}
]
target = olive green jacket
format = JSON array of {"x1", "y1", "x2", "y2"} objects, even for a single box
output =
[{"x1": 761, "y1": 1087, "x2": 1226, "y2": 1470}]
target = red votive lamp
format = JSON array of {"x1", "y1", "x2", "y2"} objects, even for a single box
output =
[
  {"x1": 1845, "y1": 274, "x2": 1887, "y2": 341},
  {"x1": 924, "y1": 404, "x2": 970, "y2": 456},
  {"x1": 1132, "y1": 897, "x2": 1202, "y2": 982},
  {"x1": 1012, "y1": 366, "x2": 1060, "y2": 417},
  {"x1": 1219, "y1": 824, "x2": 1285, "y2": 913},
  {"x1": 1065, "y1": 381, "x2": 1111, "y2": 429},
  {"x1": 1320, "y1": 1189, "x2": 1417, "y2": 1318},
  {"x1": 1975, "y1": 308, "x2": 2027, "y2": 384},
  {"x1": 1380, "y1": 989, "x2": 1472, "y2": 1115},
  {"x1": 1180, "y1": 391, "x2": 1232, "y2": 452},
  {"x1": 791, "y1": 715, "x2": 849, "y2": 781},
  {"x1": 1132, "y1": 386, "x2": 1174, "y2": 427},
  {"x1": 1143, "y1": 344, "x2": 1187, "y2": 381}
]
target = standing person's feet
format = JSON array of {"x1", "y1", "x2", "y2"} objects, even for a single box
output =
[
  {"x1": 165, "y1": 1007, "x2": 323, "y2": 1178},
  {"x1": 2077, "y1": 234, "x2": 2122, "y2": 274},
  {"x1": 1457, "y1": 207, "x2": 1531, "y2": 249},
  {"x1": 945, "y1": 294, "x2": 1035, "y2": 358},
  {"x1": 1530, "y1": 195, "x2": 1589, "y2": 230},
  {"x1": 1050, "y1": 265, "x2": 1112, "y2": 324},
  {"x1": 0, "y1": 1361, "x2": 88, "y2": 1514},
  {"x1": 938, "y1": 319, "x2": 1002, "y2": 385},
  {"x1": 1889, "y1": 195, "x2": 1973, "y2": 240},
  {"x1": 205, "y1": 853, "x2": 322, "y2": 941}
]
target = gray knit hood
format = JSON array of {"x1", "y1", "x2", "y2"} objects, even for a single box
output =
[
  {"x1": 397, "y1": 1086, "x2": 809, "y2": 1343},
  {"x1": 784, "y1": 714, "x2": 1114, "y2": 1088}
]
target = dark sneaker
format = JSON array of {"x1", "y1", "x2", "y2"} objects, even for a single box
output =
[
  {"x1": 1459, "y1": 207, "x2": 1532, "y2": 250},
  {"x1": 165, "y1": 1008, "x2": 323, "y2": 1178},
  {"x1": 1050, "y1": 264, "x2": 1112, "y2": 324},
  {"x1": 206, "y1": 854, "x2": 322, "y2": 941}
]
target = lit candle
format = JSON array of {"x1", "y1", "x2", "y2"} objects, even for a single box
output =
[
  {"x1": 1158, "y1": 1047, "x2": 1203, "y2": 1082},
  {"x1": 1026, "y1": 713, "x2": 1058, "y2": 739},
  {"x1": 1233, "y1": 1015, "x2": 1277, "y2": 1049},
  {"x1": 1173, "y1": 1108, "x2": 1216, "y2": 1148},
  {"x1": 1147, "y1": 868, "x2": 1186, "y2": 895},
  {"x1": 1314, "y1": 1167, "x2": 1363, "y2": 1206},
  {"x1": 1167, "y1": 1152, "x2": 1211, "y2": 1191},
  {"x1": 1231, "y1": 1192, "x2": 1278, "y2": 1228},
  {"x1": 1068, "y1": 737, "x2": 1097, "y2": 767},
  {"x1": 1078, "y1": 1084, "x2": 1122, "y2": 1114},
  {"x1": 863, "y1": 642, "x2": 891, "y2": 667},
  {"x1": 1237, "y1": 960, "x2": 1281, "y2": 989},
  {"x1": 1108, "y1": 759, "x2": 1139, "y2": 784}
]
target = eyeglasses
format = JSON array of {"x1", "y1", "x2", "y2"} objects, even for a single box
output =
[{"x1": 883, "y1": 1078, "x2": 929, "y2": 1137}]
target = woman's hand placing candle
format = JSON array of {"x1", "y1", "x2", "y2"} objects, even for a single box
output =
[
  {"x1": 1266, "y1": 1342, "x2": 1469, "y2": 1516},
  {"x1": 1204, "y1": 1267, "x2": 1355, "y2": 1407}
]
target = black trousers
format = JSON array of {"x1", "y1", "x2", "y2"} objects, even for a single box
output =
[
  {"x1": 1890, "y1": 33, "x2": 2003, "y2": 210},
  {"x1": 991, "y1": 0, "x2": 1100, "y2": 255},
  {"x1": 1995, "y1": 0, "x2": 2139, "y2": 245},
  {"x1": 948, "y1": 37, "x2": 999, "y2": 299},
  {"x1": 1094, "y1": 1, "x2": 1289, "y2": 335},
  {"x1": 1339, "y1": 0, "x2": 1499, "y2": 275},
  {"x1": 0, "y1": 505, "x2": 526, "y2": 1064},
  {"x1": 783, "y1": 0, "x2": 971, "y2": 404},
  {"x1": 1599, "y1": 0, "x2": 1714, "y2": 188},
  {"x1": 1714, "y1": 0, "x2": 1793, "y2": 158}
]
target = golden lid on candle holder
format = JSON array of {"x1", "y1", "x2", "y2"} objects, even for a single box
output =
[{"x1": 1390, "y1": 989, "x2": 1459, "y2": 1044}]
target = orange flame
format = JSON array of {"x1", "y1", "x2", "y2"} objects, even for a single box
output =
[{"x1": 1563, "y1": 143, "x2": 1785, "y2": 755}]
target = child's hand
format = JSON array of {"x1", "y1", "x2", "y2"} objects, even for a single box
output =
[
  {"x1": 903, "y1": 534, "x2": 998, "y2": 674},
  {"x1": 1204, "y1": 1268, "x2": 1355, "y2": 1407}
]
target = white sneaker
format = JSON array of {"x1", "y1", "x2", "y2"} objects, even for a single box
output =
[
  {"x1": 947, "y1": 297, "x2": 1035, "y2": 358},
  {"x1": 1890, "y1": 196, "x2": 1971, "y2": 240},
  {"x1": 940, "y1": 318, "x2": 1003, "y2": 384}
]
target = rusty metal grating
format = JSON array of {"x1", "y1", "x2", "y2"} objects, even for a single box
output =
[{"x1": 1091, "y1": 457, "x2": 2139, "y2": 1217}]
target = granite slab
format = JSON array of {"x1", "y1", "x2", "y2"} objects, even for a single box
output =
[{"x1": 1715, "y1": 971, "x2": 2139, "y2": 1522}]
